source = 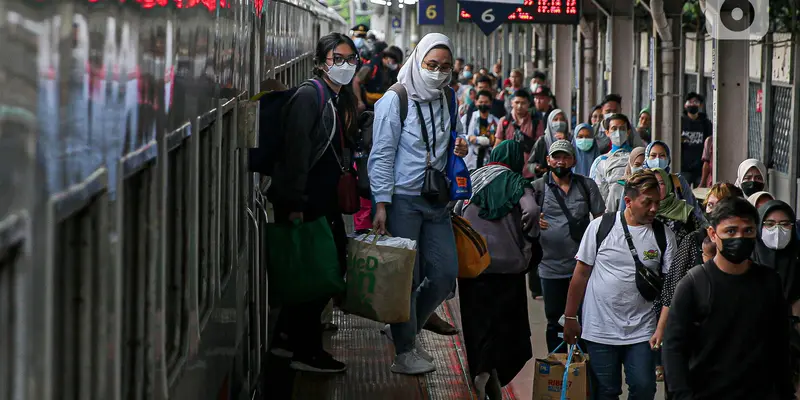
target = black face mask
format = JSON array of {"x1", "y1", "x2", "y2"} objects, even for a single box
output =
[
  {"x1": 551, "y1": 166, "x2": 572, "y2": 178},
  {"x1": 477, "y1": 104, "x2": 491, "y2": 113},
  {"x1": 686, "y1": 105, "x2": 700, "y2": 115},
  {"x1": 740, "y1": 181, "x2": 765, "y2": 197},
  {"x1": 718, "y1": 237, "x2": 756, "y2": 264}
]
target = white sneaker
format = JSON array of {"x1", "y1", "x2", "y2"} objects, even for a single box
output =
[
  {"x1": 414, "y1": 341, "x2": 434, "y2": 363},
  {"x1": 391, "y1": 351, "x2": 436, "y2": 375},
  {"x1": 381, "y1": 324, "x2": 393, "y2": 341}
]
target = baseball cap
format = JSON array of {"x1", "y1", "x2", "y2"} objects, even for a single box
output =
[{"x1": 549, "y1": 140, "x2": 575, "y2": 157}]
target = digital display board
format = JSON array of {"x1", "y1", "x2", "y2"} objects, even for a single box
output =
[{"x1": 458, "y1": 0, "x2": 580, "y2": 25}]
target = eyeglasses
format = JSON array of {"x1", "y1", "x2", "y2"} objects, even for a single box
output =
[
  {"x1": 763, "y1": 220, "x2": 794, "y2": 229},
  {"x1": 422, "y1": 62, "x2": 452, "y2": 73},
  {"x1": 327, "y1": 54, "x2": 359, "y2": 66}
]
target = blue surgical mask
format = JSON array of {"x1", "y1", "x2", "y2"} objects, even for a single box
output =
[
  {"x1": 575, "y1": 138, "x2": 593, "y2": 152},
  {"x1": 646, "y1": 158, "x2": 669, "y2": 170},
  {"x1": 553, "y1": 121, "x2": 567, "y2": 133}
]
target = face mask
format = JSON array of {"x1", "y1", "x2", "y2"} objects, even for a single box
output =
[
  {"x1": 387, "y1": 62, "x2": 398, "y2": 71},
  {"x1": 631, "y1": 166, "x2": 643, "y2": 174},
  {"x1": 530, "y1": 83, "x2": 539, "y2": 93},
  {"x1": 477, "y1": 104, "x2": 491, "y2": 113},
  {"x1": 575, "y1": 138, "x2": 593, "y2": 152},
  {"x1": 686, "y1": 105, "x2": 700, "y2": 114},
  {"x1": 740, "y1": 181, "x2": 765, "y2": 197},
  {"x1": 762, "y1": 226, "x2": 793, "y2": 250},
  {"x1": 353, "y1": 38, "x2": 365, "y2": 48},
  {"x1": 718, "y1": 237, "x2": 756, "y2": 264},
  {"x1": 552, "y1": 121, "x2": 567, "y2": 133},
  {"x1": 551, "y1": 166, "x2": 572, "y2": 178},
  {"x1": 419, "y1": 68, "x2": 449, "y2": 88},
  {"x1": 603, "y1": 112, "x2": 614, "y2": 120},
  {"x1": 610, "y1": 129, "x2": 627, "y2": 147},
  {"x1": 326, "y1": 63, "x2": 356, "y2": 85},
  {"x1": 463, "y1": 71, "x2": 473, "y2": 79},
  {"x1": 646, "y1": 158, "x2": 669, "y2": 170}
]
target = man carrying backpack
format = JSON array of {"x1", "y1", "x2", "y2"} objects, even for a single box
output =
[
  {"x1": 590, "y1": 113, "x2": 634, "y2": 213},
  {"x1": 533, "y1": 140, "x2": 605, "y2": 353},
  {"x1": 663, "y1": 197, "x2": 794, "y2": 400},
  {"x1": 563, "y1": 170, "x2": 677, "y2": 400}
]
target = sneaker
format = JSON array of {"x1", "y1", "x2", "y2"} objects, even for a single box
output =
[
  {"x1": 391, "y1": 351, "x2": 436, "y2": 375},
  {"x1": 290, "y1": 351, "x2": 347, "y2": 373},
  {"x1": 381, "y1": 324, "x2": 393, "y2": 341},
  {"x1": 269, "y1": 333, "x2": 293, "y2": 358},
  {"x1": 414, "y1": 341, "x2": 434, "y2": 363}
]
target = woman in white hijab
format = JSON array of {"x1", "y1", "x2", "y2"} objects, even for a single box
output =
[
  {"x1": 527, "y1": 108, "x2": 570, "y2": 178},
  {"x1": 368, "y1": 33, "x2": 468, "y2": 375},
  {"x1": 735, "y1": 158, "x2": 769, "y2": 197}
]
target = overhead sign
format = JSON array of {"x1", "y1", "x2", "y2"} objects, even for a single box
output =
[
  {"x1": 458, "y1": 0, "x2": 580, "y2": 25},
  {"x1": 391, "y1": 16, "x2": 401, "y2": 29},
  {"x1": 418, "y1": 0, "x2": 445, "y2": 25},
  {"x1": 457, "y1": 0, "x2": 522, "y2": 35}
]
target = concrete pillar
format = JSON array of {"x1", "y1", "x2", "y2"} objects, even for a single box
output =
[
  {"x1": 553, "y1": 24, "x2": 573, "y2": 122},
  {"x1": 580, "y1": 20, "x2": 596, "y2": 122},
  {"x1": 608, "y1": 16, "x2": 634, "y2": 118},
  {"x1": 536, "y1": 27, "x2": 547, "y2": 72},
  {"x1": 503, "y1": 25, "x2": 510, "y2": 78},
  {"x1": 711, "y1": 34, "x2": 749, "y2": 184}
]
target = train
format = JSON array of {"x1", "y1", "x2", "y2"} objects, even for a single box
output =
[{"x1": 0, "y1": 0, "x2": 346, "y2": 399}]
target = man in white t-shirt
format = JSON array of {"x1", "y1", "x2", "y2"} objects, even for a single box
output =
[{"x1": 562, "y1": 170, "x2": 676, "y2": 400}]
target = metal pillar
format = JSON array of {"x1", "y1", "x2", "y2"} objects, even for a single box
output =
[
  {"x1": 553, "y1": 24, "x2": 574, "y2": 122},
  {"x1": 503, "y1": 25, "x2": 510, "y2": 77},
  {"x1": 711, "y1": 33, "x2": 749, "y2": 184},
  {"x1": 608, "y1": 16, "x2": 634, "y2": 117},
  {"x1": 580, "y1": 20, "x2": 596, "y2": 121}
]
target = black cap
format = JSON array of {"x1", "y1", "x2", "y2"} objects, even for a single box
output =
[
  {"x1": 532, "y1": 85, "x2": 552, "y2": 98},
  {"x1": 352, "y1": 24, "x2": 369, "y2": 36}
]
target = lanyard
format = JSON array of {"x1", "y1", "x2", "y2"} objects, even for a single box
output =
[{"x1": 413, "y1": 94, "x2": 445, "y2": 160}]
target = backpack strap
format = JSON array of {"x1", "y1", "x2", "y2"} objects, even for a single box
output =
[
  {"x1": 533, "y1": 177, "x2": 545, "y2": 207},
  {"x1": 595, "y1": 212, "x2": 617, "y2": 251},
  {"x1": 445, "y1": 87, "x2": 457, "y2": 128},
  {"x1": 652, "y1": 218, "x2": 668, "y2": 267},
  {"x1": 575, "y1": 175, "x2": 592, "y2": 210},
  {"x1": 686, "y1": 261, "x2": 713, "y2": 326},
  {"x1": 307, "y1": 78, "x2": 327, "y2": 114},
  {"x1": 388, "y1": 82, "x2": 408, "y2": 129}
]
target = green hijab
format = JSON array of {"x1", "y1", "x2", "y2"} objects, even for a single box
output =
[
  {"x1": 652, "y1": 168, "x2": 693, "y2": 222},
  {"x1": 471, "y1": 140, "x2": 532, "y2": 220}
]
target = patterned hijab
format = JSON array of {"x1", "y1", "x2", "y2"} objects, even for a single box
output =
[{"x1": 470, "y1": 140, "x2": 532, "y2": 220}]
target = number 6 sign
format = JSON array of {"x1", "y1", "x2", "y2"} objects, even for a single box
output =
[
  {"x1": 458, "y1": 0, "x2": 523, "y2": 35},
  {"x1": 418, "y1": 0, "x2": 445, "y2": 25}
]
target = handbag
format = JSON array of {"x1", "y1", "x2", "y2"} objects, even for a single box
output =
[
  {"x1": 619, "y1": 212, "x2": 665, "y2": 302},
  {"x1": 444, "y1": 87, "x2": 472, "y2": 201},
  {"x1": 328, "y1": 108, "x2": 360, "y2": 214},
  {"x1": 414, "y1": 98, "x2": 450, "y2": 205}
]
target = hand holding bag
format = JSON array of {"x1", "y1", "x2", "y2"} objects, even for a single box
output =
[{"x1": 444, "y1": 87, "x2": 472, "y2": 201}]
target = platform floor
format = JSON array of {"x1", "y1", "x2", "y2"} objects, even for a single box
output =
[{"x1": 264, "y1": 294, "x2": 666, "y2": 400}]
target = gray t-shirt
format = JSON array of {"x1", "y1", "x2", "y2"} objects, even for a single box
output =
[{"x1": 538, "y1": 174, "x2": 606, "y2": 279}]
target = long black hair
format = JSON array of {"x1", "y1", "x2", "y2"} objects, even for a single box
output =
[{"x1": 313, "y1": 33, "x2": 359, "y2": 140}]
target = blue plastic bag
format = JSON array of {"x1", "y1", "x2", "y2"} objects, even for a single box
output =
[{"x1": 445, "y1": 87, "x2": 472, "y2": 200}]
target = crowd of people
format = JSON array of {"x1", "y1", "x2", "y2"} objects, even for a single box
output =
[{"x1": 264, "y1": 27, "x2": 800, "y2": 400}]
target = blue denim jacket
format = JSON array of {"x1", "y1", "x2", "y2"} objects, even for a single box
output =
[{"x1": 368, "y1": 89, "x2": 465, "y2": 204}]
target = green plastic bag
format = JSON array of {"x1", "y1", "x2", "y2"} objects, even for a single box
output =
[{"x1": 265, "y1": 217, "x2": 345, "y2": 305}]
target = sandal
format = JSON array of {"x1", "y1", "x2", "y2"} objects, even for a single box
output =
[{"x1": 655, "y1": 365, "x2": 665, "y2": 382}]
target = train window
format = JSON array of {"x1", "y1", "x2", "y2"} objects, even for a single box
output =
[
  {"x1": 198, "y1": 123, "x2": 215, "y2": 323},
  {"x1": 165, "y1": 144, "x2": 189, "y2": 376},
  {"x1": 120, "y1": 165, "x2": 156, "y2": 400}
]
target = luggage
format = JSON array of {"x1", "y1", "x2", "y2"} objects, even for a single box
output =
[{"x1": 343, "y1": 232, "x2": 417, "y2": 323}]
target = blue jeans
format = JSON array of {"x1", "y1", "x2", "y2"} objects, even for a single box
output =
[
  {"x1": 386, "y1": 194, "x2": 458, "y2": 354},
  {"x1": 584, "y1": 340, "x2": 657, "y2": 400}
]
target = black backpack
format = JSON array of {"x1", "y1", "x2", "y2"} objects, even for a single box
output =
[{"x1": 248, "y1": 79, "x2": 328, "y2": 175}]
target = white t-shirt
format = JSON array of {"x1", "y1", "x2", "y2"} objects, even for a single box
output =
[{"x1": 575, "y1": 212, "x2": 676, "y2": 346}]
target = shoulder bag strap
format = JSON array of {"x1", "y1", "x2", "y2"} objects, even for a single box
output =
[
  {"x1": 619, "y1": 211, "x2": 649, "y2": 271},
  {"x1": 414, "y1": 100, "x2": 433, "y2": 166}
]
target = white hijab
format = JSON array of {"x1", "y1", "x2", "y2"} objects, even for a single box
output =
[
  {"x1": 397, "y1": 33, "x2": 453, "y2": 102},
  {"x1": 544, "y1": 108, "x2": 568, "y2": 149},
  {"x1": 735, "y1": 158, "x2": 769, "y2": 190}
]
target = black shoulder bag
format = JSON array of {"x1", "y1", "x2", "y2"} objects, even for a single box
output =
[
  {"x1": 619, "y1": 212, "x2": 666, "y2": 302},
  {"x1": 548, "y1": 175, "x2": 592, "y2": 243},
  {"x1": 414, "y1": 96, "x2": 450, "y2": 205}
]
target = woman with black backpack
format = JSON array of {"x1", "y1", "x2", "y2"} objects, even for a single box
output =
[{"x1": 267, "y1": 32, "x2": 361, "y2": 374}]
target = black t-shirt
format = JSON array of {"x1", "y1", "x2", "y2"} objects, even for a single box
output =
[
  {"x1": 680, "y1": 113, "x2": 712, "y2": 172},
  {"x1": 663, "y1": 260, "x2": 794, "y2": 400}
]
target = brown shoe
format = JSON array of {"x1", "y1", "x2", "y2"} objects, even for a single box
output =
[{"x1": 423, "y1": 313, "x2": 459, "y2": 336}]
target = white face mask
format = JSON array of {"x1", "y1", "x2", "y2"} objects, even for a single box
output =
[
  {"x1": 603, "y1": 112, "x2": 614, "y2": 120},
  {"x1": 552, "y1": 121, "x2": 567, "y2": 133},
  {"x1": 610, "y1": 129, "x2": 628, "y2": 147},
  {"x1": 326, "y1": 63, "x2": 356, "y2": 86},
  {"x1": 762, "y1": 225, "x2": 793, "y2": 250},
  {"x1": 419, "y1": 67, "x2": 449, "y2": 88},
  {"x1": 387, "y1": 62, "x2": 398, "y2": 71}
]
